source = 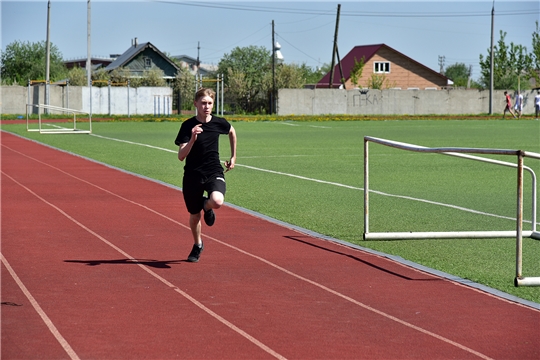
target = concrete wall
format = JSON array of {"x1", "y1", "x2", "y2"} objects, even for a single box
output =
[
  {"x1": 278, "y1": 88, "x2": 538, "y2": 116},
  {"x1": 1, "y1": 85, "x2": 172, "y2": 115}
]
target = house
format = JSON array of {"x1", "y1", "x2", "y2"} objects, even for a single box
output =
[
  {"x1": 64, "y1": 56, "x2": 114, "y2": 71},
  {"x1": 170, "y1": 54, "x2": 217, "y2": 76},
  {"x1": 104, "y1": 38, "x2": 180, "y2": 80},
  {"x1": 317, "y1": 44, "x2": 450, "y2": 90}
]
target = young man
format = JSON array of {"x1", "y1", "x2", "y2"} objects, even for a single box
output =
[
  {"x1": 503, "y1": 91, "x2": 517, "y2": 119},
  {"x1": 175, "y1": 88, "x2": 237, "y2": 262},
  {"x1": 535, "y1": 90, "x2": 540, "y2": 120},
  {"x1": 514, "y1": 91, "x2": 523, "y2": 118}
]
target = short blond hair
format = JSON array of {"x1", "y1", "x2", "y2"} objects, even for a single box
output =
[{"x1": 194, "y1": 88, "x2": 215, "y2": 102}]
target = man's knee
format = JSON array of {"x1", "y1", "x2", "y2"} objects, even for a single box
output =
[{"x1": 209, "y1": 191, "x2": 224, "y2": 208}]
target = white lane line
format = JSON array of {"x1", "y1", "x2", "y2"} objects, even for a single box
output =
[
  {"x1": 1, "y1": 170, "x2": 287, "y2": 360},
  {"x1": 1, "y1": 254, "x2": 81, "y2": 360},
  {"x1": 3, "y1": 145, "x2": 494, "y2": 360},
  {"x1": 88, "y1": 133, "x2": 532, "y2": 225}
]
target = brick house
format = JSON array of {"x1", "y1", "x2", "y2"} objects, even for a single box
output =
[{"x1": 317, "y1": 44, "x2": 450, "y2": 90}]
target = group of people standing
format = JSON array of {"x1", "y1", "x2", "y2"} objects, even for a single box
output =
[{"x1": 504, "y1": 90, "x2": 540, "y2": 119}]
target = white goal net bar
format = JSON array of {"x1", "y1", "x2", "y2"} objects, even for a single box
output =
[
  {"x1": 363, "y1": 136, "x2": 540, "y2": 287},
  {"x1": 26, "y1": 104, "x2": 92, "y2": 134}
]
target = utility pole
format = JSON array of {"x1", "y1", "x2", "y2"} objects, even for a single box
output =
[
  {"x1": 329, "y1": 4, "x2": 341, "y2": 88},
  {"x1": 196, "y1": 41, "x2": 200, "y2": 77},
  {"x1": 87, "y1": 0, "x2": 92, "y2": 118},
  {"x1": 489, "y1": 1, "x2": 494, "y2": 115},
  {"x1": 45, "y1": 0, "x2": 51, "y2": 112},
  {"x1": 272, "y1": 20, "x2": 275, "y2": 114},
  {"x1": 438, "y1": 55, "x2": 445, "y2": 74}
]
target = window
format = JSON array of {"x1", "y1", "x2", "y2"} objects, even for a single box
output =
[
  {"x1": 373, "y1": 61, "x2": 390, "y2": 73},
  {"x1": 144, "y1": 57, "x2": 151, "y2": 68}
]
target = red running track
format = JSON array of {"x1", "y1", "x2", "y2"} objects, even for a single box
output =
[{"x1": 1, "y1": 131, "x2": 539, "y2": 360}]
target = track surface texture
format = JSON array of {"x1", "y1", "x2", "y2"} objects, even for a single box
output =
[{"x1": 1, "y1": 131, "x2": 539, "y2": 360}]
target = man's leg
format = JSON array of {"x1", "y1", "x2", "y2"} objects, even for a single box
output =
[
  {"x1": 189, "y1": 212, "x2": 202, "y2": 246},
  {"x1": 187, "y1": 212, "x2": 204, "y2": 262}
]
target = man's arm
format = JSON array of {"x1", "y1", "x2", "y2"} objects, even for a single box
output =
[
  {"x1": 178, "y1": 124, "x2": 203, "y2": 161},
  {"x1": 224, "y1": 125, "x2": 237, "y2": 172}
]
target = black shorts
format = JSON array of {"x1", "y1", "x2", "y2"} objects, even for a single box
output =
[{"x1": 182, "y1": 172, "x2": 226, "y2": 214}]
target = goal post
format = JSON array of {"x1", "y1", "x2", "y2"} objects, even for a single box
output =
[
  {"x1": 363, "y1": 136, "x2": 540, "y2": 287},
  {"x1": 26, "y1": 103, "x2": 92, "y2": 134}
]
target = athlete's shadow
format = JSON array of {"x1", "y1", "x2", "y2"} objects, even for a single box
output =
[
  {"x1": 284, "y1": 235, "x2": 441, "y2": 281},
  {"x1": 64, "y1": 258, "x2": 185, "y2": 268}
]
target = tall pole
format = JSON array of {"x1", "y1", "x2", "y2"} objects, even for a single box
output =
[
  {"x1": 272, "y1": 20, "x2": 275, "y2": 114},
  {"x1": 87, "y1": 0, "x2": 92, "y2": 118},
  {"x1": 86, "y1": 0, "x2": 91, "y2": 87},
  {"x1": 45, "y1": 0, "x2": 51, "y2": 111},
  {"x1": 489, "y1": 1, "x2": 494, "y2": 115},
  {"x1": 196, "y1": 41, "x2": 200, "y2": 78},
  {"x1": 329, "y1": 4, "x2": 341, "y2": 88}
]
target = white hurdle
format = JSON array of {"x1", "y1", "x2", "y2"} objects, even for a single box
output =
[
  {"x1": 26, "y1": 104, "x2": 91, "y2": 134},
  {"x1": 363, "y1": 136, "x2": 540, "y2": 287}
]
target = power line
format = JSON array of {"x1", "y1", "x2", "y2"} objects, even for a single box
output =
[{"x1": 152, "y1": 1, "x2": 539, "y2": 18}]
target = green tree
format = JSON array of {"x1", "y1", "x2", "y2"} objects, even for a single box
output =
[
  {"x1": 296, "y1": 63, "x2": 324, "y2": 85},
  {"x1": 479, "y1": 30, "x2": 532, "y2": 90},
  {"x1": 263, "y1": 63, "x2": 308, "y2": 90},
  {"x1": 508, "y1": 43, "x2": 532, "y2": 91},
  {"x1": 172, "y1": 66, "x2": 196, "y2": 111},
  {"x1": 529, "y1": 21, "x2": 540, "y2": 84},
  {"x1": 217, "y1": 46, "x2": 271, "y2": 113},
  {"x1": 349, "y1": 57, "x2": 365, "y2": 88},
  {"x1": 66, "y1": 66, "x2": 87, "y2": 86},
  {"x1": 444, "y1": 63, "x2": 471, "y2": 87},
  {"x1": 366, "y1": 73, "x2": 396, "y2": 90},
  {"x1": 1, "y1": 40, "x2": 67, "y2": 85}
]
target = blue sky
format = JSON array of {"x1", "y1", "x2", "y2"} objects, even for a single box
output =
[{"x1": 2, "y1": 1, "x2": 539, "y2": 80}]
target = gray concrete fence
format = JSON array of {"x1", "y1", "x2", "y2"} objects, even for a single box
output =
[
  {"x1": 2, "y1": 85, "x2": 538, "y2": 116},
  {"x1": 1, "y1": 85, "x2": 172, "y2": 115},
  {"x1": 277, "y1": 88, "x2": 539, "y2": 116}
]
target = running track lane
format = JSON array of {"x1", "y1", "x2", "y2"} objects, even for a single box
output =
[{"x1": 1, "y1": 131, "x2": 538, "y2": 360}]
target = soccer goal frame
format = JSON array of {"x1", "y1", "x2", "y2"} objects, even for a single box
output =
[
  {"x1": 26, "y1": 104, "x2": 92, "y2": 134},
  {"x1": 363, "y1": 136, "x2": 540, "y2": 287}
]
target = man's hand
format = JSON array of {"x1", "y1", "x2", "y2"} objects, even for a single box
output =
[
  {"x1": 224, "y1": 158, "x2": 235, "y2": 172},
  {"x1": 191, "y1": 124, "x2": 203, "y2": 140}
]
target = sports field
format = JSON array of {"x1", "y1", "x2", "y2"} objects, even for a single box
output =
[{"x1": 2, "y1": 118, "x2": 539, "y2": 304}]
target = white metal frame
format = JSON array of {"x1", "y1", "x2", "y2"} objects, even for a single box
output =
[
  {"x1": 26, "y1": 104, "x2": 91, "y2": 134},
  {"x1": 364, "y1": 136, "x2": 540, "y2": 286}
]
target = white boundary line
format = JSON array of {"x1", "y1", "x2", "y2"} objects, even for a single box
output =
[
  {"x1": 89, "y1": 133, "x2": 536, "y2": 225},
  {"x1": 1, "y1": 254, "x2": 81, "y2": 360},
  {"x1": 2, "y1": 144, "x2": 498, "y2": 360}
]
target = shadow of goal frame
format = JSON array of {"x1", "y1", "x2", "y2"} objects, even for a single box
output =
[{"x1": 363, "y1": 136, "x2": 540, "y2": 287}]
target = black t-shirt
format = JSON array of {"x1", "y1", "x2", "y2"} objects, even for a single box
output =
[{"x1": 175, "y1": 115, "x2": 231, "y2": 177}]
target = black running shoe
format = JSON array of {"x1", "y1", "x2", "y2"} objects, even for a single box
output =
[
  {"x1": 187, "y1": 242, "x2": 203, "y2": 262},
  {"x1": 203, "y1": 207, "x2": 215, "y2": 226}
]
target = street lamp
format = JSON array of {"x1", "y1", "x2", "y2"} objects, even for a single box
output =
[{"x1": 271, "y1": 21, "x2": 284, "y2": 114}]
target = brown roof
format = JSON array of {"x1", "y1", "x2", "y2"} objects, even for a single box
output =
[{"x1": 318, "y1": 44, "x2": 448, "y2": 88}]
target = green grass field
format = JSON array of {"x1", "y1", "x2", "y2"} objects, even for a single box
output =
[{"x1": 3, "y1": 118, "x2": 539, "y2": 303}]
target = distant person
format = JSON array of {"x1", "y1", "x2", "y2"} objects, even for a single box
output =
[
  {"x1": 535, "y1": 90, "x2": 540, "y2": 120},
  {"x1": 503, "y1": 91, "x2": 516, "y2": 119},
  {"x1": 175, "y1": 88, "x2": 237, "y2": 262},
  {"x1": 514, "y1": 91, "x2": 523, "y2": 118}
]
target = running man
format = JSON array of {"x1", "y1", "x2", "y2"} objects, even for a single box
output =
[{"x1": 175, "y1": 88, "x2": 237, "y2": 262}]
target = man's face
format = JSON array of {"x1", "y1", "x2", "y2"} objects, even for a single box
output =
[{"x1": 195, "y1": 95, "x2": 214, "y2": 116}]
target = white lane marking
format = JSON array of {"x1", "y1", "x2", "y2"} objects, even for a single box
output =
[{"x1": 1, "y1": 254, "x2": 81, "y2": 360}]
